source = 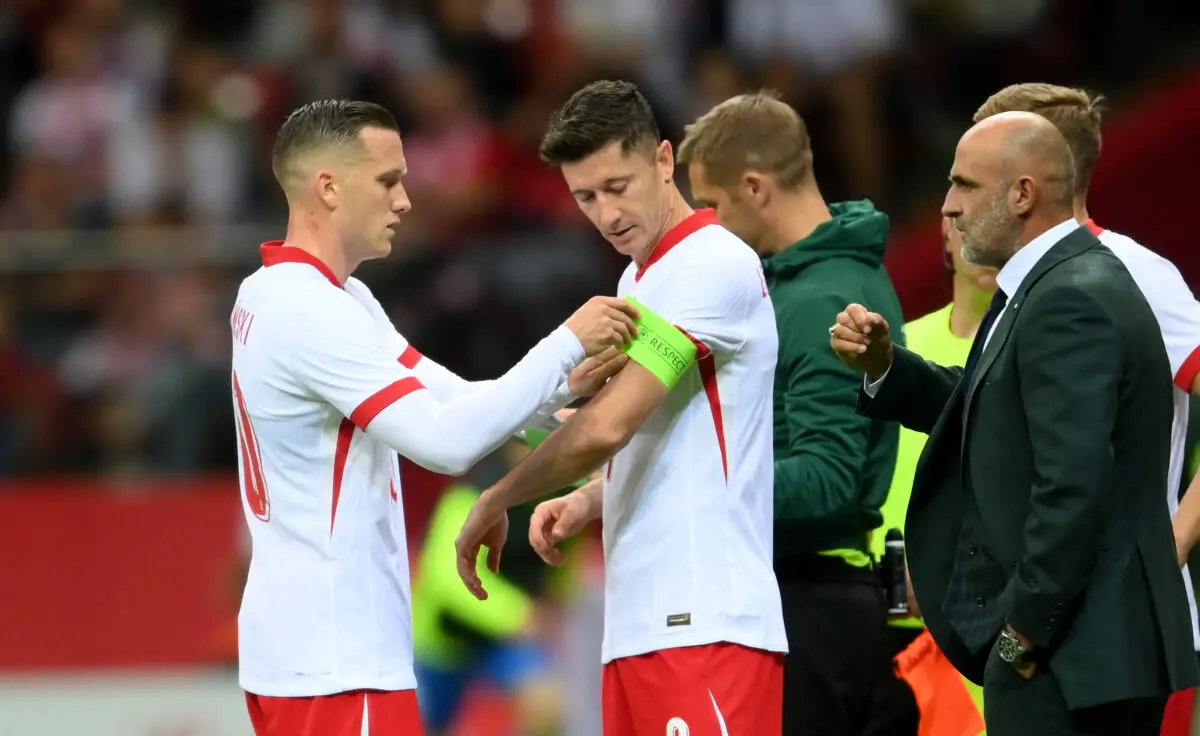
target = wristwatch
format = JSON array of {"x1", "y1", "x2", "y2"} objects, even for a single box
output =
[{"x1": 997, "y1": 627, "x2": 1031, "y2": 665}]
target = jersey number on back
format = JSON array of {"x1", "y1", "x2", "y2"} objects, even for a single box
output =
[{"x1": 233, "y1": 372, "x2": 271, "y2": 522}]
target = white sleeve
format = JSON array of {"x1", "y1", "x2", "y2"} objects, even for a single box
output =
[
  {"x1": 1129, "y1": 254, "x2": 1200, "y2": 391},
  {"x1": 345, "y1": 277, "x2": 577, "y2": 427},
  {"x1": 396, "y1": 342, "x2": 576, "y2": 428},
  {"x1": 286, "y1": 298, "x2": 585, "y2": 474},
  {"x1": 637, "y1": 256, "x2": 764, "y2": 358}
]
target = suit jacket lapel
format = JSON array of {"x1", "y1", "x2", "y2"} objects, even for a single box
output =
[{"x1": 961, "y1": 225, "x2": 1100, "y2": 419}]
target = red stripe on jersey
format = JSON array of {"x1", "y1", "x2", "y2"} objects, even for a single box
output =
[
  {"x1": 398, "y1": 345, "x2": 422, "y2": 369},
  {"x1": 1083, "y1": 218, "x2": 1104, "y2": 236},
  {"x1": 675, "y1": 326, "x2": 729, "y2": 482},
  {"x1": 349, "y1": 377, "x2": 425, "y2": 430},
  {"x1": 331, "y1": 419, "x2": 355, "y2": 536},
  {"x1": 635, "y1": 209, "x2": 720, "y2": 281},
  {"x1": 233, "y1": 372, "x2": 271, "y2": 521},
  {"x1": 259, "y1": 240, "x2": 343, "y2": 287},
  {"x1": 1176, "y1": 345, "x2": 1200, "y2": 392}
]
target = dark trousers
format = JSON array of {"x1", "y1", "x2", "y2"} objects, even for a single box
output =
[
  {"x1": 983, "y1": 643, "x2": 1167, "y2": 735},
  {"x1": 779, "y1": 559, "x2": 910, "y2": 736}
]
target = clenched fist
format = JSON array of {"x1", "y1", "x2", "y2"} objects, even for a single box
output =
[
  {"x1": 565, "y1": 297, "x2": 640, "y2": 356},
  {"x1": 829, "y1": 303, "x2": 894, "y2": 379}
]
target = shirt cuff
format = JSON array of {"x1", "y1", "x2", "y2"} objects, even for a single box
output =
[{"x1": 863, "y1": 368, "x2": 890, "y2": 398}]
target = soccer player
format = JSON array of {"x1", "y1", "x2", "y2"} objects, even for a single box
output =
[
  {"x1": 972, "y1": 82, "x2": 1200, "y2": 734},
  {"x1": 454, "y1": 80, "x2": 787, "y2": 736},
  {"x1": 231, "y1": 98, "x2": 637, "y2": 736}
]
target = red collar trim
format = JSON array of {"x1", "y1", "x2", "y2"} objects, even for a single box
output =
[
  {"x1": 635, "y1": 209, "x2": 720, "y2": 281},
  {"x1": 1083, "y1": 219, "x2": 1104, "y2": 236},
  {"x1": 260, "y1": 241, "x2": 343, "y2": 287}
]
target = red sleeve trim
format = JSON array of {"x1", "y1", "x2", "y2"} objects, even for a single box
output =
[
  {"x1": 674, "y1": 324, "x2": 711, "y2": 359},
  {"x1": 350, "y1": 376, "x2": 424, "y2": 429},
  {"x1": 398, "y1": 345, "x2": 422, "y2": 369},
  {"x1": 1175, "y1": 345, "x2": 1200, "y2": 392}
]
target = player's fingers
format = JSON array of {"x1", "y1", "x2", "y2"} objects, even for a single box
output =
[
  {"x1": 606, "y1": 307, "x2": 637, "y2": 339},
  {"x1": 485, "y1": 543, "x2": 502, "y2": 575},
  {"x1": 456, "y1": 543, "x2": 486, "y2": 600},
  {"x1": 592, "y1": 352, "x2": 629, "y2": 379},
  {"x1": 604, "y1": 297, "x2": 641, "y2": 321}
]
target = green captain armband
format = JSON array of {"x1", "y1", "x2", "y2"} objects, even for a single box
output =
[{"x1": 622, "y1": 296, "x2": 698, "y2": 388}]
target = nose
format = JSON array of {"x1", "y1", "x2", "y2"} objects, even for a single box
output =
[
  {"x1": 392, "y1": 181, "x2": 412, "y2": 214},
  {"x1": 597, "y1": 195, "x2": 623, "y2": 231},
  {"x1": 941, "y1": 189, "x2": 960, "y2": 220}
]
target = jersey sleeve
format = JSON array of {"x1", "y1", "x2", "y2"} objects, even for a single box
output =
[
  {"x1": 285, "y1": 296, "x2": 428, "y2": 424},
  {"x1": 395, "y1": 340, "x2": 576, "y2": 428},
  {"x1": 285, "y1": 296, "x2": 585, "y2": 475},
  {"x1": 637, "y1": 257, "x2": 764, "y2": 358},
  {"x1": 1132, "y1": 255, "x2": 1200, "y2": 391}
]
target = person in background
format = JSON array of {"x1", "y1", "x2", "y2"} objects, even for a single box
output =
[
  {"x1": 679, "y1": 91, "x2": 906, "y2": 736},
  {"x1": 412, "y1": 434, "x2": 591, "y2": 736}
]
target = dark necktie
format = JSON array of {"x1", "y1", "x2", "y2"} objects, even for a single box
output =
[{"x1": 962, "y1": 288, "x2": 1008, "y2": 387}]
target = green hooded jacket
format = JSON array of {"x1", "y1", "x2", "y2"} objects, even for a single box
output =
[{"x1": 762, "y1": 200, "x2": 905, "y2": 567}]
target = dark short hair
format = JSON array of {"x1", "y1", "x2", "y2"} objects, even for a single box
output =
[
  {"x1": 272, "y1": 99, "x2": 398, "y2": 185},
  {"x1": 539, "y1": 80, "x2": 661, "y2": 165}
]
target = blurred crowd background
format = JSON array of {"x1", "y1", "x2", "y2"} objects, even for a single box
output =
[
  {"x1": 1, "y1": 0, "x2": 1197, "y2": 479},
  {"x1": 1, "y1": 0, "x2": 1200, "y2": 734}
]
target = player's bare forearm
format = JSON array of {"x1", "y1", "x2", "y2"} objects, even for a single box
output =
[
  {"x1": 482, "y1": 362, "x2": 668, "y2": 512},
  {"x1": 570, "y1": 477, "x2": 605, "y2": 522},
  {"x1": 483, "y1": 405, "x2": 621, "y2": 511}
]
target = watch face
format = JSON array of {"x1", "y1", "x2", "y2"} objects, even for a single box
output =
[{"x1": 998, "y1": 632, "x2": 1022, "y2": 662}]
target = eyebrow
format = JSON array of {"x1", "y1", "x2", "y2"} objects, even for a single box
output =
[
  {"x1": 377, "y1": 167, "x2": 406, "y2": 182},
  {"x1": 571, "y1": 176, "x2": 630, "y2": 197},
  {"x1": 949, "y1": 173, "x2": 977, "y2": 188}
]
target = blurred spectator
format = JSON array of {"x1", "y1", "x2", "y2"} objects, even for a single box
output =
[{"x1": 107, "y1": 43, "x2": 248, "y2": 228}]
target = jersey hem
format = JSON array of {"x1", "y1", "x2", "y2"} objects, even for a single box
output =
[
  {"x1": 239, "y1": 671, "x2": 418, "y2": 697},
  {"x1": 600, "y1": 625, "x2": 788, "y2": 664}
]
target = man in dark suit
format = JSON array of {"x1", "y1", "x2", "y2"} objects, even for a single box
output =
[{"x1": 828, "y1": 111, "x2": 1200, "y2": 734}]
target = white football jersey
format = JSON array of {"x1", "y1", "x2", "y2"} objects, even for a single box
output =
[
  {"x1": 601, "y1": 210, "x2": 788, "y2": 663},
  {"x1": 231, "y1": 242, "x2": 581, "y2": 696},
  {"x1": 1095, "y1": 223, "x2": 1200, "y2": 651}
]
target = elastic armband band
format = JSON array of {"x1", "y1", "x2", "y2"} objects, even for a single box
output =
[{"x1": 622, "y1": 297, "x2": 698, "y2": 389}]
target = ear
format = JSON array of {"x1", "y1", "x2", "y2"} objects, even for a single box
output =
[
  {"x1": 1010, "y1": 175, "x2": 1036, "y2": 217},
  {"x1": 315, "y1": 169, "x2": 339, "y2": 210},
  {"x1": 656, "y1": 140, "x2": 674, "y2": 182},
  {"x1": 742, "y1": 171, "x2": 769, "y2": 207}
]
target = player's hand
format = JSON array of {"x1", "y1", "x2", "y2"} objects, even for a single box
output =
[
  {"x1": 529, "y1": 493, "x2": 593, "y2": 566},
  {"x1": 829, "y1": 303, "x2": 893, "y2": 379},
  {"x1": 565, "y1": 296, "x2": 639, "y2": 355},
  {"x1": 455, "y1": 494, "x2": 509, "y2": 601},
  {"x1": 568, "y1": 346, "x2": 629, "y2": 397}
]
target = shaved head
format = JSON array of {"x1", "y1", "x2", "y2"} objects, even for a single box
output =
[
  {"x1": 966, "y1": 111, "x2": 1075, "y2": 207},
  {"x1": 942, "y1": 111, "x2": 1077, "y2": 269}
]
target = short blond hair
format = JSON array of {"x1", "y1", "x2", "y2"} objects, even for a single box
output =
[
  {"x1": 973, "y1": 83, "x2": 1105, "y2": 196},
  {"x1": 678, "y1": 91, "x2": 813, "y2": 189}
]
